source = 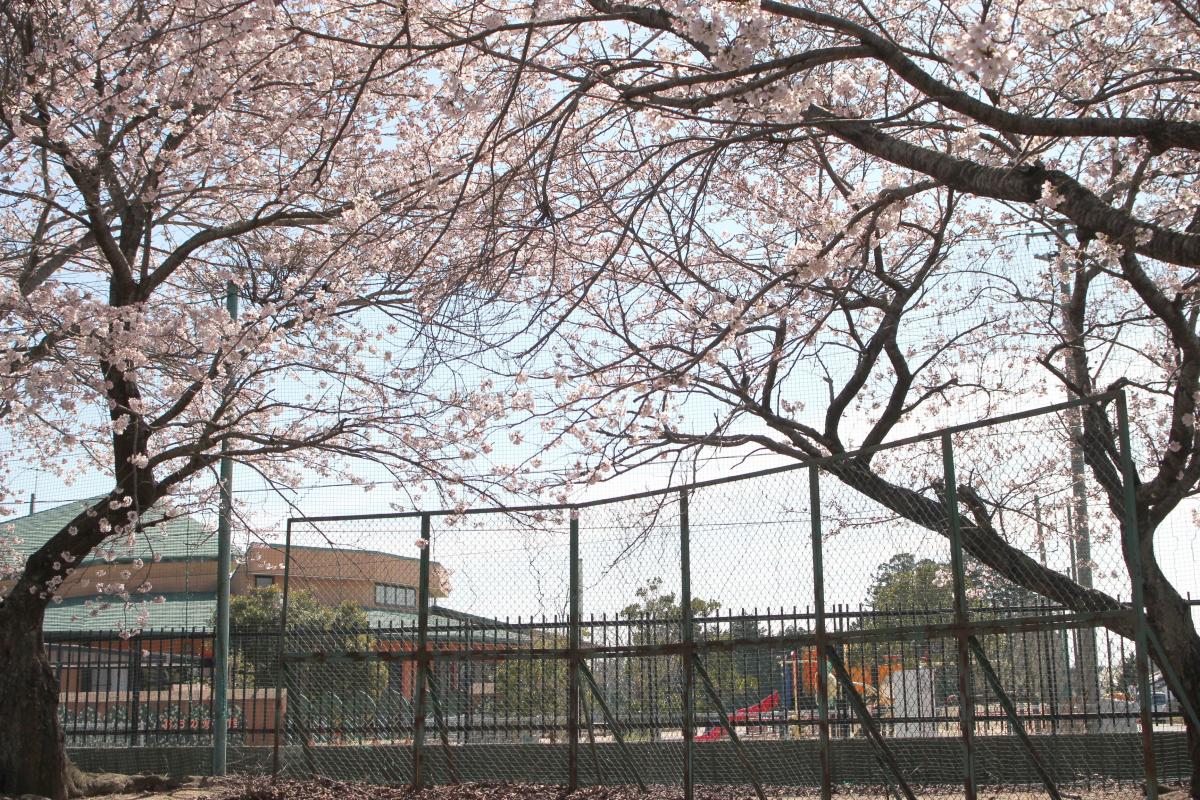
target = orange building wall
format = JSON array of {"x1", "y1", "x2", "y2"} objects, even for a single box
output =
[
  {"x1": 2, "y1": 560, "x2": 218, "y2": 601},
  {"x1": 243, "y1": 543, "x2": 449, "y2": 608}
]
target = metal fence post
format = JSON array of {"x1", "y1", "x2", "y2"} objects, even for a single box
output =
[
  {"x1": 568, "y1": 509, "x2": 581, "y2": 791},
  {"x1": 213, "y1": 279, "x2": 238, "y2": 776},
  {"x1": 128, "y1": 634, "x2": 142, "y2": 746},
  {"x1": 680, "y1": 490, "x2": 695, "y2": 800},
  {"x1": 213, "y1": 467, "x2": 232, "y2": 773},
  {"x1": 413, "y1": 514, "x2": 432, "y2": 789},
  {"x1": 942, "y1": 432, "x2": 977, "y2": 800},
  {"x1": 1116, "y1": 393, "x2": 1159, "y2": 799},
  {"x1": 809, "y1": 465, "x2": 832, "y2": 800},
  {"x1": 271, "y1": 519, "x2": 292, "y2": 779}
]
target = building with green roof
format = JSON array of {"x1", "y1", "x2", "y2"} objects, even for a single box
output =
[{"x1": 7, "y1": 499, "x2": 489, "y2": 637}]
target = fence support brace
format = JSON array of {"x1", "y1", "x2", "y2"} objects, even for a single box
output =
[
  {"x1": 967, "y1": 636, "x2": 1062, "y2": 800},
  {"x1": 691, "y1": 655, "x2": 766, "y2": 800},
  {"x1": 579, "y1": 662, "x2": 647, "y2": 792},
  {"x1": 582, "y1": 681, "x2": 603, "y2": 783},
  {"x1": 423, "y1": 660, "x2": 459, "y2": 783},
  {"x1": 825, "y1": 645, "x2": 917, "y2": 800}
]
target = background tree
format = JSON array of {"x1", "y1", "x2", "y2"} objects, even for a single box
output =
[
  {"x1": 224, "y1": 586, "x2": 387, "y2": 700},
  {"x1": 607, "y1": 577, "x2": 760, "y2": 738},
  {"x1": 226, "y1": 587, "x2": 389, "y2": 744},
  {"x1": 854, "y1": 553, "x2": 1061, "y2": 704},
  {"x1": 865, "y1": 554, "x2": 957, "y2": 617}
]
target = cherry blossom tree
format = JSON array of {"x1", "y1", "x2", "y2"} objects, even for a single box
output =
[
  {"x1": 6, "y1": 0, "x2": 1200, "y2": 794},
  {"x1": 0, "y1": 1, "x2": 549, "y2": 795},
  {"x1": 400, "y1": 0, "x2": 1200, "y2": 789}
]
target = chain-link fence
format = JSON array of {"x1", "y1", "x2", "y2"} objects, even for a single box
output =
[{"x1": 269, "y1": 391, "x2": 1199, "y2": 798}]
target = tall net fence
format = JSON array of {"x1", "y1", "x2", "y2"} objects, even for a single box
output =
[{"x1": 265, "y1": 391, "x2": 1197, "y2": 797}]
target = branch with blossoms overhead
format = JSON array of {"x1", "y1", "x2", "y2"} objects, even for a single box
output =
[
  {"x1": 0, "y1": 0, "x2": 577, "y2": 642},
  {"x1": 362, "y1": 1, "x2": 1200, "y2": 786}
]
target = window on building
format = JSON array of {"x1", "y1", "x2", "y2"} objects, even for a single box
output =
[
  {"x1": 255, "y1": 575, "x2": 274, "y2": 589},
  {"x1": 375, "y1": 582, "x2": 416, "y2": 609}
]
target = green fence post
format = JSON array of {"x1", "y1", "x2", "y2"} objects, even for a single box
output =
[
  {"x1": 680, "y1": 490, "x2": 695, "y2": 800},
  {"x1": 810, "y1": 465, "x2": 832, "y2": 800},
  {"x1": 1116, "y1": 393, "x2": 1159, "y2": 799},
  {"x1": 128, "y1": 633, "x2": 142, "y2": 746},
  {"x1": 413, "y1": 514, "x2": 432, "y2": 789},
  {"x1": 569, "y1": 509, "x2": 581, "y2": 791},
  {"x1": 213, "y1": 280, "x2": 238, "y2": 776},
  {"x1": 942, "y1": 432, "x2": 977, "y2": 800},
  {"x1": 271, "y1": 519, "x2": 293, "y2": 780}
]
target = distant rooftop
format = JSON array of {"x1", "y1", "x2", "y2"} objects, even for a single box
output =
[
  {"x1": 44, "y1": 592, "x2": 497, "y2": 636},
  {"x1": 5, "y1": 498, "x2": 215, "y2": 566},
  {"x1": 43, "y1": 591, "x2": 219, "y2": 633}
]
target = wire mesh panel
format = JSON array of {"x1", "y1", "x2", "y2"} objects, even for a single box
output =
[
  {"x1": 427, "y1": 511, "x2": 572, "y2": 785},
  {"x1": 814, "y1": 443, "x2": 969, "y2": 794},
  {"x1": 275, "y1": 515, "x2": 426, "y2": 783},
  {"x1": 578, "y1": 495, "x2": 684, "y2": 789},
  {"x1": 945, "y1": 403, "x2": 1152, "y2": 794},
  {"x1": 685, "y1": 468, "x2": 821, "y2": 791},
  {"x1": 266, "y1": 392, "x2": 1183, "y2": 796},
  {"x1": 948, "y1": 404, "x2": 1132, "y2": 617}
]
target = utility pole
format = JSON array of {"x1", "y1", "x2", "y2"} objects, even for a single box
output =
[
  {"x1": 213, "y1": 281, "x2": 238, "y2": 775},
  {"x1": 1031, "y1": 226, "x2": 1099, "y2": 729}
]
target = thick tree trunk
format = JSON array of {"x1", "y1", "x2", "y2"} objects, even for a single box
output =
[
  {"x1": 0, "y1": 595, "x2": 73, "y2": 800},
  {"x1": 0, "y1": 491, "x2": 161, "y2": 799},
  {"x1": 1145, "y1": 574, "x2": 1200, "y2": 797},
  {"x1": 818, "y1": 457, "x2": 1200, "y2": 788}
]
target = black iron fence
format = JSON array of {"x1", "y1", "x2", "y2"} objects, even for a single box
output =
[
  {"x1": 46, "y1": 628, "x2": 279, "y2": 747},
  {"x1": 45, "y1": 391, "x2": 1200, "y2": 796},
  {"x1": 47, "y1": 601, "x2": 1193, "y2": 749}
]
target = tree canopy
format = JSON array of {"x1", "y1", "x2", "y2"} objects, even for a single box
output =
[
  {"x1": 5, "y1": 0, "x2": 1200, "y2": 794},
  {"x1": 224, "y1": 586, "x2": 388, "y2": 700}
]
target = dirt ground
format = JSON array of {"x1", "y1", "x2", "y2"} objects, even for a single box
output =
[{"x1": 45, "y1": 775, "x2": 1190, "y2": 800}]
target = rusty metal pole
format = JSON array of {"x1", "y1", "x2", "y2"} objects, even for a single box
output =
[
  {"x1": 680, "y1": 490, "x2": 695, "y2": 800},
  {"x1": 213, "y1": 280, "x2": 238, "y2": 776},
  {"x1": 413, "y1": 514, "x2": 432, "y2": 789},
  {"x1": 1116, "y1": 393, "x2": 1159, "y2": 800},
  {"x1": 942, "y1": 432, "x2": 977, "y2": 800},
  {"x1": 810, "y1": 465, "x2": 832, "y2": 800}
]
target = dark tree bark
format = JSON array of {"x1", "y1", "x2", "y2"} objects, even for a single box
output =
[
  {"x1": 1143, "y1": 554, "x2": 1200, "y2": 795},
  {"x1": 0, "y1": 488, "x2": 161, "y2": 799},
  {"x1": 0, "y1": 593, "x2": 71, "y2": 800}
]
